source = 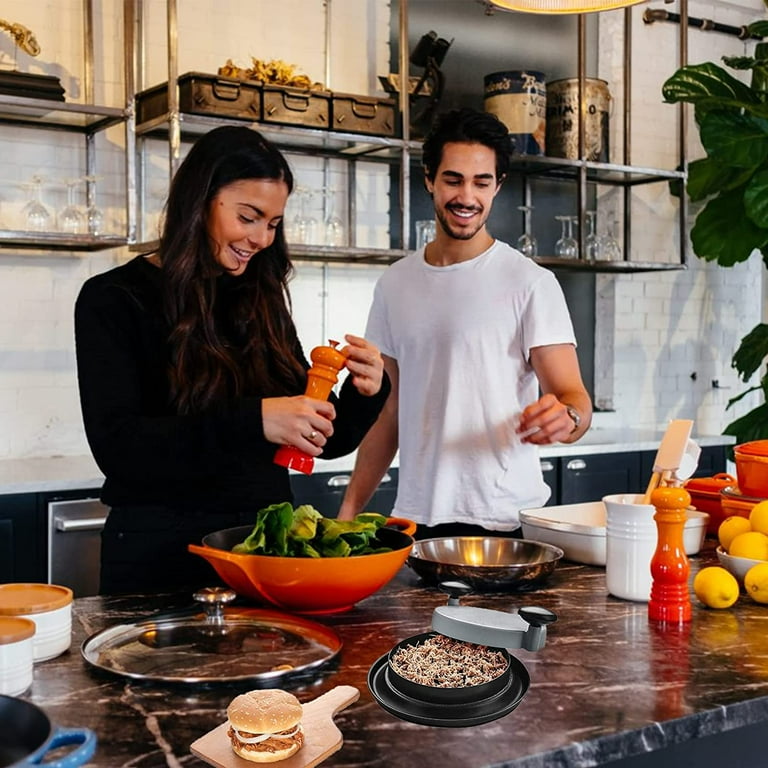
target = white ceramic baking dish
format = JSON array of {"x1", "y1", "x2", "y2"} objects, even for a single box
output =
[{"x1": 519, "y1": 502, "x2": 708, "y2": 566}]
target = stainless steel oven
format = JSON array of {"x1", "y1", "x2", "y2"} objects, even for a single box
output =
[{"x1": 47, "y1": 497, "x2": 109, "y2": 598}]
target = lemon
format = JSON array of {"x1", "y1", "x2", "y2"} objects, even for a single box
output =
[
  {"x1": 693, "y1": 566, "x2": 740, "y2": 609},
  {"x1": 744, "y1": 562, "x2": 768, "y2": 604},
  {"x1": 718, "y1": 515, "x2": 752, "y2": 551},
  {"x1": 729, "y1": 531, "x2": 768, "y2": 560},
  {"x1": 749, "y1": 500, "x2": 768, "y2": 536}
]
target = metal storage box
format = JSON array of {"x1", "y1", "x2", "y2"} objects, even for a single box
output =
[
  {"x1": 135, "y1": 72, "x2": 262, "y2": 124},
  {"x1": 261, "y1": 85, "x2": 330, "y2": 129},
  {"x1": 330, "y1": 92, "x2": 396, "y2": 137}
]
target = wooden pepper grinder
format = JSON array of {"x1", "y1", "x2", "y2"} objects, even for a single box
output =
[
  {"x1": 648, "y1": 484, "x2": 692, "y2": 623},
  {"x1": 273, "y1": 340, "x2": 348, "y2": 475}
]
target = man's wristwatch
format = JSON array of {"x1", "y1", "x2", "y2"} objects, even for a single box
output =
[{"x1": 565, "y1": 405, "x2": 581, "y2": 434}]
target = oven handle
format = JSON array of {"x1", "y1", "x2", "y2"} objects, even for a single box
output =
[{"x1": 54, "y1": 515, "x2": 108, "y2": 532}]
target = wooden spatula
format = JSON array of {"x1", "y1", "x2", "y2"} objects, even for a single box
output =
[
  {"x1": 190, "y1": 685, "x2": 360, "y2": 768},
  {"x1": 641, "y1": 419, "x2": 694, "y2": 504}
]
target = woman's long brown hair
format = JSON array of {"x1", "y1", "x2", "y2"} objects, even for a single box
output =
[{"x1": 158, "y1": 126, "x2": 306, "y2": 414}]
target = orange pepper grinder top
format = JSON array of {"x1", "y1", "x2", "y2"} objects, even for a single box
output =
[
  {"x1": 273, "y1": 340, "x2": 348, "y2": 475},
  {"x1": 648, "y1": 484, "x2": 692, "y2": 624}
]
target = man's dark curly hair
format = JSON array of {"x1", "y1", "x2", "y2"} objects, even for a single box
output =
[{"x1": 422, "y1": 107, "x2": 513, "y2": 183}]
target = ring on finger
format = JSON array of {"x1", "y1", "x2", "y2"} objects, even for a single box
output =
[{"x1": 308, "y1": 430, "x2": 318, "y2": 440}]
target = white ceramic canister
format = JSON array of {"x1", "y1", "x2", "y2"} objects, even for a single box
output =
[
  {"x1": 604, "y1": 493, "x2": 657, "y2": 602},
  {"x1": 0, "y1": 616, "x2": 35, "y2": 695},
  {"x1": 0, "y1": 584, "x2": 73, "y2": 662}
]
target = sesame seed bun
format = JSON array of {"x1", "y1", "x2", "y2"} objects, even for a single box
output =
[{"x1": 227, "y1": 689, "x2": 304, "y2": 763}]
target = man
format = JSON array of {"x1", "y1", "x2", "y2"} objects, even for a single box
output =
[{"x1": 337, "y1": 107, "x2": 592, "y2": 537}]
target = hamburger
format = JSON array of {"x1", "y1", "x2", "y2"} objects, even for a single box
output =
[{"x1": 226, "y1": 689, "x2": 305, "y2": 763}]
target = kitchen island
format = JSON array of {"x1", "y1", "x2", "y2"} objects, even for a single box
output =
[{"x1": 22, "y1": 544, "x2": 768, "y2": 768}]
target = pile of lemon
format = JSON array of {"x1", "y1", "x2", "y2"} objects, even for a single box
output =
[{"x1": 692, "y1": 500, "x2": 768, "y2": 609}]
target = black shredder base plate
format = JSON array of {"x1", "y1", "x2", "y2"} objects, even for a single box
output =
[{"x1": 367, "y1": 652, "x2": 530, "y2": 727}]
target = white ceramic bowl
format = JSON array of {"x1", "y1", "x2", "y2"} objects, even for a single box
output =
[
  {"x1": 519, "y1": 502, "x2": 709, "y2": 566},
  {"x1": 716, "y1": 545, "x2": 767, "y2": 584}
]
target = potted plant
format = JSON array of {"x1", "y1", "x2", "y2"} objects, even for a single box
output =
[{"x1": 662, "y1": 18, "x2": 768, "y2": 447}]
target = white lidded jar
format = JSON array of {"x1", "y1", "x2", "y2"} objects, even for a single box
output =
[
  {"x1": 0, "y1": 584, "x2": 73, "y2": 662},
  {"x1": 0, "y1": 616, "x2": 35, "y2": 695}
]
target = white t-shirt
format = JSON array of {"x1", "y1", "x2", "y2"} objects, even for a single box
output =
[{"x1": 366, "y1": 240, "x2": 577, "y2": 529}]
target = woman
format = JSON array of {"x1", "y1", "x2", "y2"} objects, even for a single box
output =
[{"x1": 75, "y1": 126, "x2": 389, "y2": 594}]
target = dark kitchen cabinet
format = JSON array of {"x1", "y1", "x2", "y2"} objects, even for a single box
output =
[
  {"x1": 558, "y1": 452, "x2": 642, "y2": 506},
  {"x1": 0, "y1": 493, "x2": 46, "y2": 584},
  {"x1": 540, "y1": 458, "x2": 559, "y2": 507},
  {"x1": 289, "y1": 468, "x2": 399, "y2": 519}
]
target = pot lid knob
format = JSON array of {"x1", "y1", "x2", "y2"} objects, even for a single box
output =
[
  {"x1": 437, "y1": 580, "x2": 474, "y2": 605},
  {"x1": 193, "y1": 587, "x2": 237, "y2": 625}
]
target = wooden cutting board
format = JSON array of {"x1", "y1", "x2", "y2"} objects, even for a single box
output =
[{"x1": 190, "y1": 685, "x2": 360, "y2": 768}]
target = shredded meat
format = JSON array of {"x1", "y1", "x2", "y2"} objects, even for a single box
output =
[{"x1": 389, "y1": 634, "x2": 508, "y2": 688}]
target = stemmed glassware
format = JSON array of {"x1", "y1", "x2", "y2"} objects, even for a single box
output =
[
  {"x1": 83, "y1": 175, "x2": 105, "y2": 236},
  {"x1": 584, "y1": 210, "x2": 601, "y2": 261},
  {"x1": 516, "y1": 205, "x2": 537, "y2": 258},
  {"x1": 291, "y1": 186, "x2": 319, "y2": 245},
  {"x1": 323, "y1": 188, "x2": 346, "y2": 247},
  {"x1": 554, "y1": 215, "x2": 578, "y2": 259},
  {"x1": 600, "y1": 220, "x2": 622, "y2": 261},
  {"x1": 24, "y1": 175, "x2": 51, "y2": 232},
  {"x1": 58, "y1": 178, "x2": 84, "y2": 234}
]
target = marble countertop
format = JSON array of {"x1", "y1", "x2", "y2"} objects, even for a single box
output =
[
  {"x1": 0, "y1": 431, "x2": 734, "y2": 495},
  {"x1": 19, "y1": 543, "x2": 768, "y2": 768}
]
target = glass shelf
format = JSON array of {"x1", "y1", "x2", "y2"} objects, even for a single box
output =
[
  {"x1": 0, "y1": 95, "x2": 126, "y2": 133},
  {"x1": 0, "y1": 231, "x2": 128, "y2": 252}
]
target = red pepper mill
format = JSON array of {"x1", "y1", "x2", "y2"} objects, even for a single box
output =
[
  {"x1": 273, "y1": 340, "x2": 348, "y2": 475},
  {"x1": 648, "y1": 484, "x2": 692, "y2": 623}
]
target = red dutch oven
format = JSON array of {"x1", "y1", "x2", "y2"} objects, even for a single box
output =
[{"x1": 0, "y1": 695, "x2": 96, "y2": 768}]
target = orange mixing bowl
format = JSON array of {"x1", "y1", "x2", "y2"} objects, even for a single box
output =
[
  {"x1": 189, "y1": 518, "x2": 416, "y2": 614},
  {"x1": 734, "y1": 441, "x2": 768, "y2": 498}
]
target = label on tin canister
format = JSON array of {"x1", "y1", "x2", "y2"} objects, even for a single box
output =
[{"x1": 484, "y1": 70, "x2": 546, "y2": 156}]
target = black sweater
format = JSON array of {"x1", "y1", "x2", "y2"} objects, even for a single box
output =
[{"x1": 74, "y1": 256, "x2": 389, "y2": 514}]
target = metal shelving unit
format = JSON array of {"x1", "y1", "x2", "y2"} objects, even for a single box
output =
[{"x1": 0, "y1": 0, "x2": 133, "y2": 252}]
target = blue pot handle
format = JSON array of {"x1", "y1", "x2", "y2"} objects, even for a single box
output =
[{"x1": 28, "y1": 727, "x2": 97, "y2": 767}]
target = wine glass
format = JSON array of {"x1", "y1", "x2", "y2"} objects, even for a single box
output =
[
  {"x1": 292, "y1": 186, "x2": 318, "y2": 245},
  {"x1": 516, "y1": 205, "x2": 537, "y2": 258},
  {"x1": 58, "y1": 178, "x2": 84, "y2": 234},
  {"x1": 83, "y1": 176, "x2": 105, "y2": 236},
  {"x1": 24, "y1": 175, "x2": 51, "y2": 232},
  {"x1": 584, "y1": 210, "x2": 601, "y2": 261},
  {"x1": 554, "y1": 215, "x2": 578, "y2": 259},
  {"x1": 323, "y1": 189, "x2": 346, "y2": 247},
  {"x1": 600, "y1": 220, "x2": 622, "y2": 261}
]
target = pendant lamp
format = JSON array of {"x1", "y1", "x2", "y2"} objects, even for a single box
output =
[{"x1": 486, "y1": 0, "x2": 646, "y2": 13}]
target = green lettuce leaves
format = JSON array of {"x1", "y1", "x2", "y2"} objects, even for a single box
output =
[{"x1": 231, "y1": 504, "x2": 392, "y2": 557}]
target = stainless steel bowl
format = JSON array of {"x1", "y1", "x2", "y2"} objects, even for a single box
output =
[{"x1": 406, "y1": 537, "x2": 564, "y2": 592}]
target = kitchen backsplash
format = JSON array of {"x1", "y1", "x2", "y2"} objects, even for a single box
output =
[{"x1": 0, "y1": 0, "x2": 763, "y2": 459}]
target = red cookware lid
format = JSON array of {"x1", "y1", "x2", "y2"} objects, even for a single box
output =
[
  {"x1": 735, "y1": 440, "x2": 768, "y2": 456},
  {"x1": 684, "y1": 473, "x2": 736, "y2": 495}
]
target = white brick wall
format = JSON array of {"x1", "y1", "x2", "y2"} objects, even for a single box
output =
[
  {"x1": 593, "y1": 0, "x2": 766, "y2": 435},
  {"x1": 0, "y1": 0, "x2": 764, "y2": 460}
]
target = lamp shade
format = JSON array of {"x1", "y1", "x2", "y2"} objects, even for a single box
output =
[{"x1": 487, "y1": 0, "x2": 646, "y2": 13}]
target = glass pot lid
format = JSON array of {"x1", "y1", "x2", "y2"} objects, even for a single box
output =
[{"x1": 81, "y1": 587, "x2": 342, "y2": 684}]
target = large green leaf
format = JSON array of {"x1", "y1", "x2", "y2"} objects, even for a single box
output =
[
  {"x1": 699, "y1": 111, "x2": 768, "y2": 168},
  {"x1": 731, "y1": 324, "x2": 768, "y2": 380},
  {"x1": 724, "y1": 402, "x2": 768, "y2": 446},
  {"x1": 687, "y1": 158, "x2": 753, "y2": 202},
  {"x1": 691, "y1": 189, "x2": 768, "y2": 265},
  {"x1": 744, "y1": 169, "x2": 768, "y2": 226},
  {"x1": 663, "y1": 62, "x2": 762, "y2": 111}
]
